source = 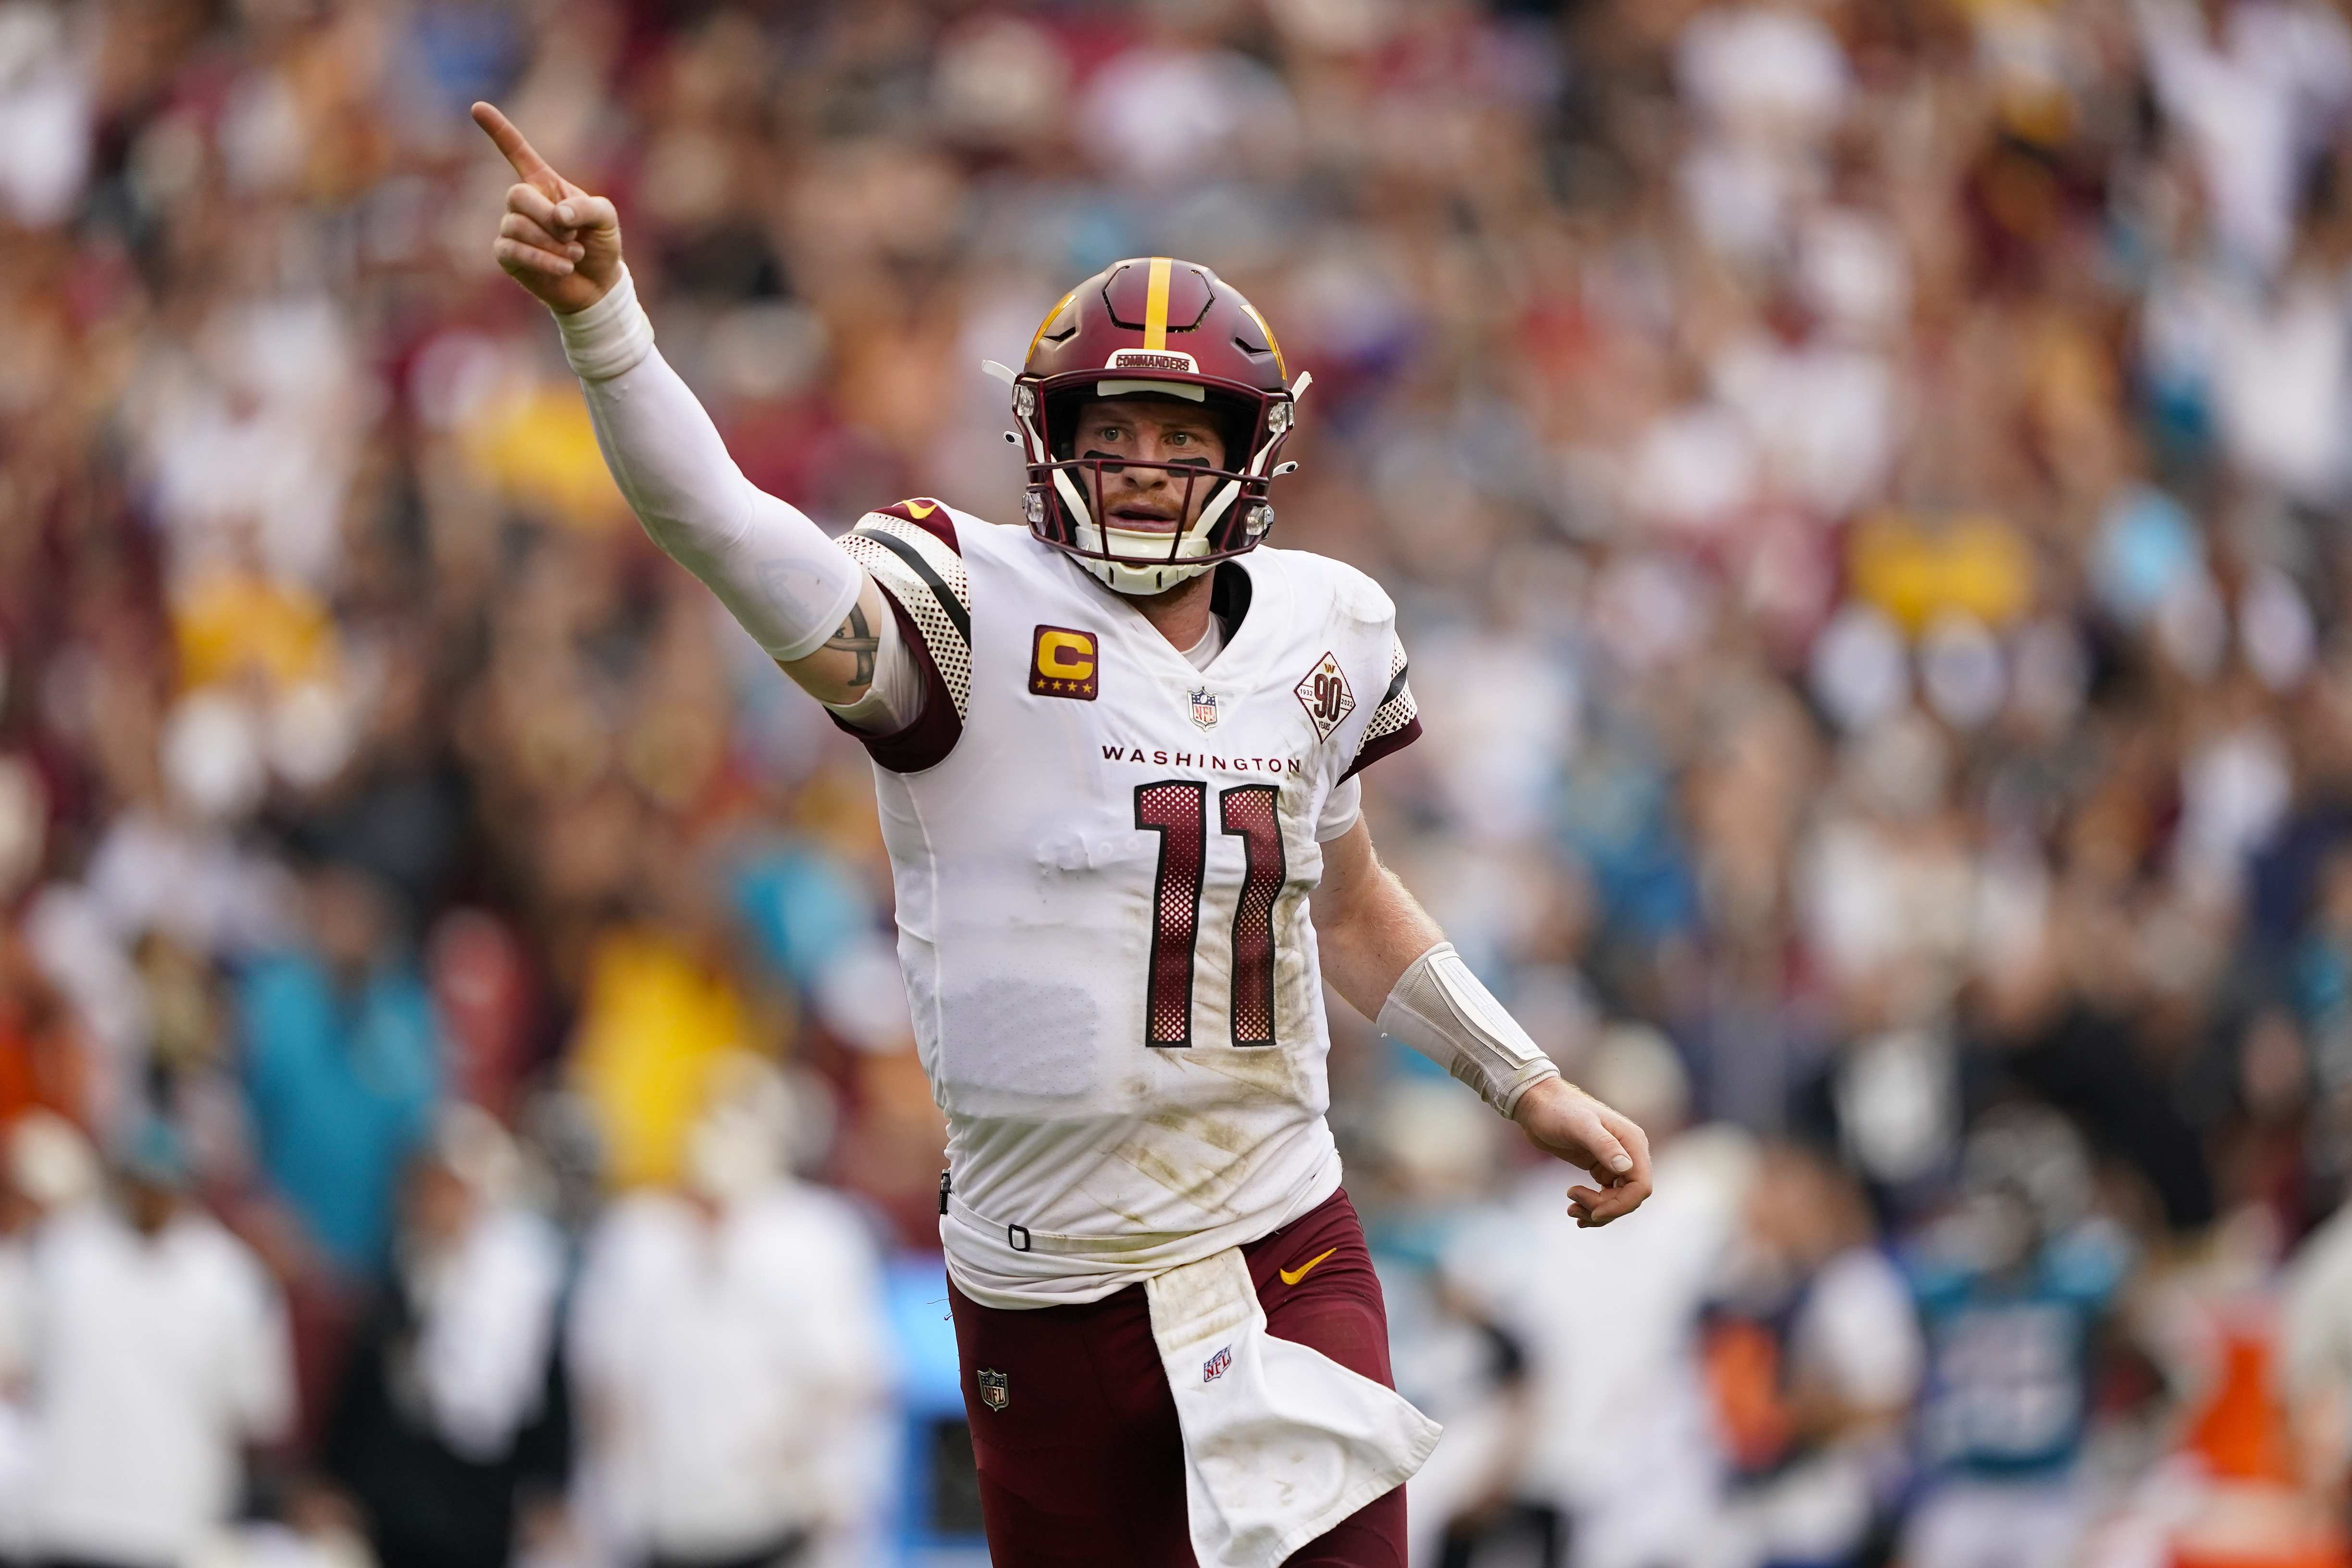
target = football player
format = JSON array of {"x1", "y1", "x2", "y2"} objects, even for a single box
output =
[{"x1": 474, "y1": 102, "x2": 1652, "y2": 1568}]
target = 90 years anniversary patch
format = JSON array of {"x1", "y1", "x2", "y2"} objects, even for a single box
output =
[{"x1": 1294, "y1": 651, "x2": 1355, "y2": 741}]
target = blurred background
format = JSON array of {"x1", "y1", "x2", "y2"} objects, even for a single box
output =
[{"x1": 0, "y1": 0, "x2": 2351, "y2": 1566}]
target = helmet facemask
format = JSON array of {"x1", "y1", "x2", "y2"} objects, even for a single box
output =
[{"x1": 1020, "y1": 377, "x2": 1291, "y2": 596}]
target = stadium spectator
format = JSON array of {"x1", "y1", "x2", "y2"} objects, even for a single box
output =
[
  {"x1": 319, "y1": 1104, "x2": 568, "y2": 1568},
  {"x1": 0, "y1": 1112, "x2": 100, "y2": 1567},
  {"x1": 1706, "y1": 1140, "x2": 1923, "y2": 1568},
  {"x1": 18, "y1": 1121, "x2": 293, "y2": 1568},
  {"x1": 568, "y1": 1054, "x2": 890, "y2": 1568},
  {"x1": 1439, "y1": 1025, "x2": 1755, "y2": 1568},
  {"x1": 2283, "y1": 1196, "x2": 2352, "y2": 1522},
  {"x1": 238, "y1": 859, "x2": 440, "y2": 1280},
  {"x1": 1901, "y1": 1111, "x2": 2132, "y2": 1568}
]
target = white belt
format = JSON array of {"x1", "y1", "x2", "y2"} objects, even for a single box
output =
[{"x1": 944, "y1": 1191, "x2": 1193, "y2": 1257}]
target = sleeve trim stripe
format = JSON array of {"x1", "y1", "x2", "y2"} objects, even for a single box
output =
[
  {"x1": 1359, "y1": 674, "x2": 1417, "y2": 746},
  {"x1": 1377, "y1": 662, "x2": 1409, "y2": 707},
  {"x1": 1362, "y1": 696, "x2": 1415, "y2": 742},
  {"x1": 868, "y1": 501, "x2": 963, "y2": 555},
  {"x1": 839, "y1": 535, "x2": 972, "y2": 721},
  {"x1": 1340, "y1": 713, "x2": 1421, "y2": 783},
  {"x1": 856, "y1": 527, "x2": 971, "y2": 644},
  {"x1": 857, "y1": 513, "x2": 969, "y2": 588}
]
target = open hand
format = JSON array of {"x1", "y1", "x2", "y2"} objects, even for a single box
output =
[
  {"x1": 471, "y1": 101, "x2": 624, "y2": 315},
  {"x1": 1511, "y1": 1077, "x2": 1653, "y2": 1227}
]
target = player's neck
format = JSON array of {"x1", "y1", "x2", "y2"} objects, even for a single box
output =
[{"x1": 1122, "y1": 570, "x2": 1217, "y2": 653}]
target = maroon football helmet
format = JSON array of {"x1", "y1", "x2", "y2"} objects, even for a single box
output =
[{"x1": 997, "y1": 257, "x2": 1306, "y2": 594}]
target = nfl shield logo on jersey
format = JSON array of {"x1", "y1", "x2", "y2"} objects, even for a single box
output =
[
  {"x1": 1203, "y1": 1346, "x2": 1232, "y2": 1383},
  {"x1": 977, "y1": 1369, "x2": 1010, "y2": 1413},
  {"x1": 1188, "y1": 687, "x2": 1220, "y2": 730}
]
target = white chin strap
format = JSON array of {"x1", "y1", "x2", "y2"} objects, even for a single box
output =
[
  {"x1": 1077, "y1": 521, "x2": 1217, "y2": 594},
  {"x1": 1055, "y1": 468, "x2": 1241, "y2": 596}
]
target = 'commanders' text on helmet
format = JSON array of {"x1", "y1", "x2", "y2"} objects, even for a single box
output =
[{"x1": 990, "y1": 257, "x2": 1308, "y2": 596}]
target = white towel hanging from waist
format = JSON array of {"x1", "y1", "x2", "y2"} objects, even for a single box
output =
[{"x1": 1143, "y1": 1247, "x2": 1442, "y2": 1568}]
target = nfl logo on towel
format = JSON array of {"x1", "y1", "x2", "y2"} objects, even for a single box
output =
[
  {"x1": 977, "y1": 1369, "x2": 1010, "y2": 1412},
  {"x1": 1202, "y1": 1346, "x2": 1232, "y2": 1383},
  {"x1": 1188, "y1": 687, "x2": 1220, "y2": 730}
]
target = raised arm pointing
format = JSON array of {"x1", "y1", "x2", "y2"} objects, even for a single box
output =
[{"x1": 468, "y1": 104, "x2": 902, "y2": 716}]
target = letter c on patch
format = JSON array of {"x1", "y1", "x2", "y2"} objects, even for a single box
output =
[
  {"x1": 1040, "y1": 631, "x2": 1093, "y2": 676},
  {"x1": 1029, "y1": 625, "x2": 1100, "y2": 700}
]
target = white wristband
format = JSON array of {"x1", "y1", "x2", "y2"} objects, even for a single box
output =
[
  {"x1": 556, "y1": 264, "x2": 656, "y2": 382},
  {"x1": 1376, "y1": 942, "x2": 1562, "y2": 1117}
]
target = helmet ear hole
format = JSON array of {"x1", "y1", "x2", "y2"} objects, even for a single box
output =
[
  {"x1": 1198, "y1": 390, "x2": 1255, "y2": 472},
  {"x1": 1043, "y1": 387, "x2": 1093, "y2": 461}
]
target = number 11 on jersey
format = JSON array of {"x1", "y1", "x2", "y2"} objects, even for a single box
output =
[{"x1": 1135, "y1": 781, "x2": 1287, "y2": 1048}]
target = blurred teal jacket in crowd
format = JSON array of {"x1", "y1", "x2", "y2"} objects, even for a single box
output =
[{"x1": 239, "y1": 955, "x2": 441, "y2": 1276}]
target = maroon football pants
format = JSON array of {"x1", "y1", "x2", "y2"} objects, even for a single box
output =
[{"x1": 948, "y1": 1187, "x2": 1407, "y2": 1567}]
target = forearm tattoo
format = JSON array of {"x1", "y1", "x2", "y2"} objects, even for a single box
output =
[{"x1": 826, "y1": 601, "x2": 879, "y2": 686}]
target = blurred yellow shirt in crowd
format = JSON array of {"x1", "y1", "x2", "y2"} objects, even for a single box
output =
[
  {"x1": 172, "y1": 572, "x2": 337, "y2": 692},
  {"x1": 461, "y1": 382, "x2": 630, "y2": 531},
  {"x1": 571, "y1": 928, "x2": 751, "y2": 1186},
  {"x1": 1849, "y1": 512, "x2": 2035, "y2": 635}
]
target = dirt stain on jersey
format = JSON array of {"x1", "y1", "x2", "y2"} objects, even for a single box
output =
[
  {"x1": 1186, "y1": 1045, "x2": 1304, "y2": 1099},
  {"x1": 1145, "y1": 1109, "x2": 1253, "y2": 1156},
  {"x1": 1099, "y1": 1199, "x2": 1157, "y2": 1231},
  {"x1": 1120, "y1": 1140, "x2": 1251, "y2": 1214}
]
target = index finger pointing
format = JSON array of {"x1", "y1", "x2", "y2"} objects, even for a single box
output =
[{"x1": 471, "y1": 102, "x2": 562, "y2": 199}]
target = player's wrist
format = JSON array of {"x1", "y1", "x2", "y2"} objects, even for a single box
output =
[
  {"x1": 1506, "y1": 1072, "x2": 1575, "y2": 1127},
  {"x1": 1494, "y1": 1059, "x2": 1566, "y2": 1120},
  {"x1": 546, "y1": 281, "x2": 606, "y2": 316},
  {"x1": 554, "y1": 264, "x2": 652, "y2": 380}
]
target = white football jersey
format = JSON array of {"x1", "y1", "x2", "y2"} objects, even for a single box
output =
[{"x1": 834, "y1": 501, "x2": 1420, "y2": 1308}]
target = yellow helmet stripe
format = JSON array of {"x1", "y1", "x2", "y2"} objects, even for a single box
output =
[
  {"x1": 1236, "y1": 296, "x2": 1286, "y2": 380},
  {"x1": 1028, "y1": 290, "x2": 1077, "y2": 362},
  {"x1": 1143, "y1": 257, "x2": 1173, "y2": 351}
]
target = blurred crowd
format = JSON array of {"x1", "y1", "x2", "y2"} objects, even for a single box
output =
[{"x1": 1, "y1": 0, "x2": 2352, "y2": 1565}]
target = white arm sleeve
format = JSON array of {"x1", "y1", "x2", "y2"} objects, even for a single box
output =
[{"x1": 558, "y1": 269, "x2": 864, "y2": 664}]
